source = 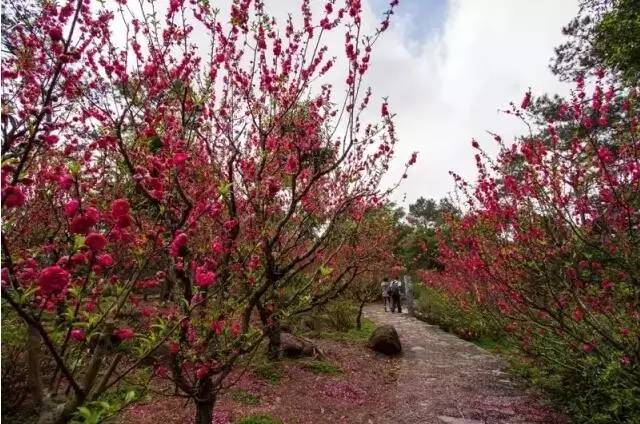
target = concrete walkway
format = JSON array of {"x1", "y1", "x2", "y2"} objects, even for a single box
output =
[{"x1": 364, "y1": 304, "x2": 563, "y2": 424}]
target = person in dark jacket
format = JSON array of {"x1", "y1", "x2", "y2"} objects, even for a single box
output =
[{"x1": 389, "y1": 279, "x2": 402, "y2": 313}]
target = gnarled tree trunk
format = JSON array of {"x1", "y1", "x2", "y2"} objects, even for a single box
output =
[{"x1": 194, "y1": 377, "x2": 215, "y2": 424}]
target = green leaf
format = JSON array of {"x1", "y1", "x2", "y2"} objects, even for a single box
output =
[
  {"x1": 77, "y1": 406, "x2": 92, "y2": 418},
  {"x1": 125, "y1": 390, "x2": 137, "y2": 403},
  {"x1": 218, "y1": 182, "x2": 231, "y2": 197},
  {"x1": 74, "y1": 235, "x2": 85, "y2": 250},
  {"x1": 319, "y1": 265, "x2": 333, "y2": 276}
]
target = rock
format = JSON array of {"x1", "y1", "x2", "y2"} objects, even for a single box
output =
[
  {"x1": 368, "y1": 325, "x2": 402, "y2": 355},
  {"x1": 280, "y1": 332, "x2": 316, "y2": 358}
]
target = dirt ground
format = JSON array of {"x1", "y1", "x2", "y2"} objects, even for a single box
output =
[{"x1": 118, "y1": 305, "x2": 563, "y2": 424}]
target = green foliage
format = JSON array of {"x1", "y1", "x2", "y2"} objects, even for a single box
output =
[
  {"x1": 70, "y1": 367, "x2": 150, "y2": 423},
  {"x1": 315, "y1": 318, "x2": 376, "y2": 342},
  {"x1": 235, "y1": 415, "x2": 283, "y2": 424},
  {"x1": 414, "y1": 286, "x2": 640, "y2": 423},
  {"x1": 413, "y1": 285, "x2": 506, "y2": 341},
  {"x1": 230, "y1": 389, "x2": 260, "y2": 405},
  {"x1": 1, "y1": 306, "x2": 30, "y2": 420},
  {"x1": 324, "y1": 300, "x2": 356, "y2": 332},
  {"x1": 508, "y1": 341, "x2": 640, "y2": 424},
  {"x1": 594, "y1": 0, "x2": 640, "y2": 83},
  {"x1": 301, "y1": 360, "x2": 342, "y2": 375},
  {"x1": 252, "y1": 361, "x2": 283, "y2": 384}
]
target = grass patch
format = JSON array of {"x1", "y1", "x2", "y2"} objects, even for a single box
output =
[
  {"x1": 235, "y1": 414, "x2": 283, "y2": 424},
  {"x1": 301, "y1": 360, "x2": 342, "y2": 375},
  {"x1": 252, "y1": 362, "x2": 282, "y2": 384},
  {"x1": 230, "y1": 389, "x2": 260, "y2": 405},
  {"x1": 472, "y1": 336, "x2": 516, "y2": 353},
  {"x1": 310, "y1": 318, "x2": 375, "y2": 342}
]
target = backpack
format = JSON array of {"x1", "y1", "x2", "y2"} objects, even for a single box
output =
[{"x1": 389, "y1": 281, "x2": 400, "y2": 296}]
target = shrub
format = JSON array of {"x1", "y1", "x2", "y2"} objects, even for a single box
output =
[{"x1": 414, "y1": 285, "x2": 506, "y2": 341}]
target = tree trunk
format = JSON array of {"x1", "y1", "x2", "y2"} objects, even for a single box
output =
[
  {"x1": 26, "y1": 324, "x2": 44, "y2": 406},
  {"x1": 195, "y1": 400, "x2": 214, "y2": 424},
  {"x1": 256, "y1": 301, "x2": 281, "y2": 361},
  {"x1": 194, "y1": 377, "x2": 215, "y2": 424},
  {"x1": 356, "y1": 301, "x2": 365, "y2": 330},
  {"x1": 266, "y1": 323, "x2": 282, "y2": 361}
]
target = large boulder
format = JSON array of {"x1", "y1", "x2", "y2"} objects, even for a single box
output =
[
  {"x1": 280, "y1": 332, "x2": 317, "y2": 358},
  {"x1": 368, "y1": 325, "x2": 402, "y2": 355}
]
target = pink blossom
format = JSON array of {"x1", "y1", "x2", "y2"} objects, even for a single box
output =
[
  {"x1": 2, "y1": 186, "x2": 25, "y2": 208},
  {"x1": 113, "y1": 327, "x2": 135, "y2": 341},
  {"x1": 64, "y1": 199, "x2": 79, "y2": 217},
  {"x1": 70, "y1": 329, "x2": 86, "y2": 342},
  {"x1": 169, "y1": 232, "x2": 188, "y2": 257},
  {"x1": 195, "y1": 266, "x2": 216, "y2": 288},
  {"x1": 38, "y1": 265, "x2": 70, "y2": 295},
  {"x1": 111, "y1": 198, "x2": 130, "y2": 218},
  {"x1": 97, "y1": 253, "x2": 114, "y2": 267},
  {"x1": 85, "y1": 233, "x2": 107, "y2": 251}
]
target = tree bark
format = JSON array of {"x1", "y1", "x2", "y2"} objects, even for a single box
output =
[
  {"x1": 26, "y1": 324, "x2": 44, "y2": 406},
  {"x1": 257, "y1": 301, "x2": 282, "y2": 360},
  {"x1": 195, "y1": 400, "x2": 214, "y2": 424},
  {"x1": 266, "y1": 322, "x2": 282, "y2": 361},
  {"x1": 356, "y1": 300, "x2": 366, "y2": 330},
  {"x1": 194, "y1": 377, "x2": 215, "y2": 424}
]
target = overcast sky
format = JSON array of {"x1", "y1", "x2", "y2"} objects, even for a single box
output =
[
  {"x1": 110, "y1": 0, "x2": 580, "y2": 209},
  {"x1": 361, "y1": 0, "x2": 579, "y2": 209}
]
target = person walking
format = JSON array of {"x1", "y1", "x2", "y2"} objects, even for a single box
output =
[
  {"x1": 381, "y1": 278, "x2": 391, "y2": 312},
  {"x1": 390, "y1": 279, "x2": 402, "y2": 313}
]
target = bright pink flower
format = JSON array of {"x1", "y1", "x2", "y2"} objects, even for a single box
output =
[
  {"x1": 169, "y1": 232, "x2": 188, "y2": 257},
  {"x1": 285, "y1": 155, "x2": 298, "y2": 174},
  {"x1": 64, "y1": 199, "x2": 79, "y2": 217},
  {"x1": 70, "y1": 252, "x2": 87, "y2": 265},
  {"x1": 97, "y1": 253, "x2": 114, "y2": 267},
  {"x1": 571, "y1": 308, "x2": 584, "y2": 322},
  {"x1": 111, "y1": 198, "x2": 130, "y2": 218},
  {"x1": 70, "y1": 328, "x2": 86, "y2": 342},
  {"x1": 195, "y1": 266, "x2": 216, "y2": 288},
  {"x1": 581, "y1": 342, "x2": 594, "y2": 353},
  {"x1": 2, "y1": 186, "x2": 25, "y2": 208},
  {"x1": 230, "y1": 321, "x2": 241, "y2": 336},
  {"x1": 113, "y1": 327, "x2": 135, "y2": 341},
  {"x1": 115, "y1": 214, "x2": 131, "y2": 228},
  {"x1": 167, "y1": 341, "x2": 180, "y2": 354},
  {"x1": 38, "y1": 265, "x2": 70, "y2": 295},
  {"x1": 42, "y1": 134, "x2": 59, "y2": 145},
  {"x1": 69, "y1": 207, "x2": 100, "y2": 234},
  {"x1": 211, "y1": 319, "x2": 224, "y2": 335},
  {"x1": 248, "y1": 255, "x2": 260, "y2": 270},
  {"x1": 171, "y1": 152, "x2": 188, "y2": 170},
  {"x1": 223, "y1": 219, "x2": 237, "y2": 232},
  {"x1": 211, "y1": 239, "x2": 224, "y2": 254},
  {"x1": 85, "y1": 233, "x2": 107, "y2": 251},
  {"x1": 1, "y1": 268, "x2": 9, "y2": 287},
  {"x1": 195, "y1": 364, "x2": 209, "y2": 380},
  {"x1": 49, "y1": 27, "x2": 63, "y2": 42},
  {"x1": 58, "y1": 174, "x2": 74, "y2": 190}
]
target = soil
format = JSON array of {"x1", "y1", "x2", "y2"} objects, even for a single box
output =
[{"x1": 118, "y1": 304, "x2": 564, "y2": 424}]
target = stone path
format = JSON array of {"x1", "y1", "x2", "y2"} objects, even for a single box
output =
[{"x1": 364, "y1": 304, "x2": 563, "y2": 424}]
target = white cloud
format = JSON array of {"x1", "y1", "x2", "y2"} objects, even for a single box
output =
[
  {"x1": 364, "y1": 0, "x2": 579, "y2": 208},
  {"x1": 106, "y1": 0, "x2": 578, "y2": 210}
]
